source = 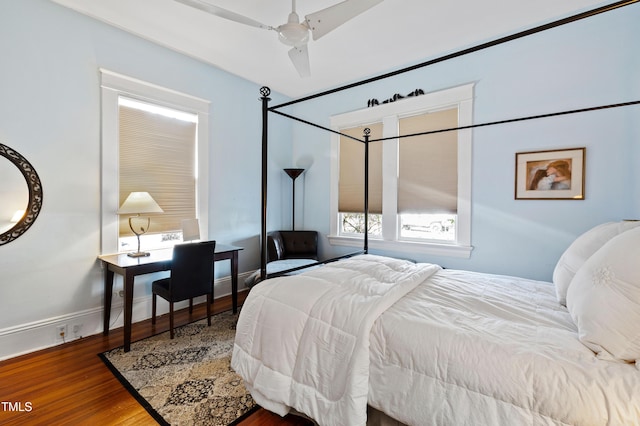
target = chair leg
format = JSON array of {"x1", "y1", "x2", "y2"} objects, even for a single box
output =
[
  {"x1": 151, "y1": 294, "x2": 157, "y2": 325},
  {"x1": 206, "y1": 293, "x2": 212, "y2": 326},
  {"x1": 189, "y1": 298, "x2": 193, "y2": 314},
  {"x1": 169, "y1": 302, "x2": 174, "y2": 339}
]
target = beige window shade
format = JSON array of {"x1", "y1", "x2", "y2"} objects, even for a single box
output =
[
  {"x1": 339, "y1": 123, "x2": 383, "y2": 214},
  {"x1": 119, "y1": 104, "x2": 197, "y2": 237},
  {"x1": 398, "y1": 108, "x2": 458, "y2": 214}
]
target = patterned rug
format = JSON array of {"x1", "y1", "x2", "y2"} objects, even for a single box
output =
[{"x1": 99, "y1": 311, "x2": 257, "y2": 425}]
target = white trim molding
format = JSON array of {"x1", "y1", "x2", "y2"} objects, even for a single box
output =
[
  {"x1": 329, "y1": 83, "x2": 475, "y2": 258},
  {"x1": 99, "y1": 69, "x2": 210, "y2": 254},
  {"x1": 0, "y1": 273, "x2": 250, "y2": 361}
]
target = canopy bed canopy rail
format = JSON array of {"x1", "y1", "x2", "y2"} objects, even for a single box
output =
[
  {"x1": 257, "y1": 0, "x2": 640, "y2": 282},
  {"x1": 242, "y1": 2, "x2": 640, "y2": 422},
  {"x1": 258, "y1": 94, "x2": 640, "y2": 282},
  {"x1": 259, "y1": 87, "x2": 368, "y2": 281},
  {"x1": 269, "y1": 0, "x2": 638, "y2": 111}
]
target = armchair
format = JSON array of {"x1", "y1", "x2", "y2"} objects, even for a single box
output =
[
  {"x1": 267, "y1": 230, "x2": 318, "y2": 262},
  {"x1": 245, "y1": 231, "x2": 319, "y2": 288}
]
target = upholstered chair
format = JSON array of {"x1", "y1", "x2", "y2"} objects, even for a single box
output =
[{"x1": 151, "y1": 240, "x2": 216, "y2": 338}]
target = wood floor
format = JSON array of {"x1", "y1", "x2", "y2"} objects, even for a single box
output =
[{"x1": 0, "y1": 292, "x2": 313, "y2": 426}]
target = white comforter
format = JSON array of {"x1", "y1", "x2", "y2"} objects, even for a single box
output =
[
  {"x1": 231, "y1": 255, "x2": 440, "y2": 426},
  {"x1": 232, "y1": 255, "x2": 640, "y2": 425},
  {"x1": 369, "y1": 268, "x2": 640, "y2": 425}
]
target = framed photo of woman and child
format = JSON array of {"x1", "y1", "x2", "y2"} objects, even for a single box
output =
[{"x1": 515, "y1": 147, "x2": 585, "y2": 200}]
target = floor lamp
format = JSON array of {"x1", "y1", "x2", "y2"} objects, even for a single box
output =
[{"x1": 283, "y1": 168, "x2": 304, "y2": 230}]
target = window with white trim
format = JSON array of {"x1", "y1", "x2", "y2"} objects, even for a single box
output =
[
  {"x1": 100, "y1": 69, "x2": 210, "y2": 254},
  {"x1": 329, "y1": 83, "x2": 474, "y2": 258}
]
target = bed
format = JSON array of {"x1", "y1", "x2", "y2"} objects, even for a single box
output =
[
  {"x1": 232, "y1": 221, "x2": 640, "y2": 425},
  {"x1": 234, "y1": 2, "x2": 640, "y2": 424}
]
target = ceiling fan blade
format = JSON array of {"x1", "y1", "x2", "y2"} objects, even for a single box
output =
[
  {"x1": 174, "y1": 0, "x2": 273, "y2": 30},
  {"x1": 288, "y1": 44, "x2": 311, "y2": 78},
  {"x1": 304, "y1": 0, "x2": 384, "y2": 41}
]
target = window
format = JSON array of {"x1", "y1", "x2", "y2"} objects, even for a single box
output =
[
  {"x1": 329, "y1": 83, "x2": 473, "y2": 258},
  {"x1": 100, "y1": 69, "x2": 210, "y2": 254}
]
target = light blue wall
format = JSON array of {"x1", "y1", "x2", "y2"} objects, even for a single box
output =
[
  {"x1": 287, "y1": 3, "x2": 639, "y2": 281},
  {"x1": 0, "y1": 0, "x2": 290, "y2": 356},
  {"x1": 0, "y1": 0, "x2": 637, "y2": 358}
]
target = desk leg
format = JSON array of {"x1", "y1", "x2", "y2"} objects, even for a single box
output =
[
  {"x1": 232, "y1": 251, "x2": 238, "y2": 313},
  {"x1": 123, "y1": 272, "x2": 135, "y2": 352},
  {"x1": 103, "y1": 268, "x2": 114, "y2": 335}
]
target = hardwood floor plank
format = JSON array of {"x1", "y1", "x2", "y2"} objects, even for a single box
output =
[{"x1": 0, "y1": 292, "x2": 313, "y2": 425}]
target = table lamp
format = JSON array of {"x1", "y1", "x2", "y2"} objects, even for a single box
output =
[{"x1": 118, "y1": 192, "x2": 163, "y2": 257}]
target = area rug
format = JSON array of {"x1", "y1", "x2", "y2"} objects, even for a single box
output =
[{"x1": 99, "y1": 311, "x2": 257, "y2": 425}]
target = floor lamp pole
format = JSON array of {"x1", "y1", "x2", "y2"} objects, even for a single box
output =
[{"x1": 283, "y1": 168, "x2": 304, "y2": 230}]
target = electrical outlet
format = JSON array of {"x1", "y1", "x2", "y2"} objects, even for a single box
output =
[
  {"x1": 56, "y1": 325, "x2": 67, "y2": 342},
  {"x1": 72, "y1": 324, "x2": 83, "y2": 338}
]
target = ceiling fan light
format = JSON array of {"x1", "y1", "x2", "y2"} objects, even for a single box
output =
[{"x1": 278, "y1": 23, "x2": 309, "y2": 46}]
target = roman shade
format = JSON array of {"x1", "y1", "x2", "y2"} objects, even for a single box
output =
[
  {"x1": 118, "y1": 102, "x2": 197, "y2": 237},
  {"x1": 338, "y1": 123, "x2": 383, "y2": 214},
  {"x1": 398, "y1": 108, "x2": 458, "y2": 214}
]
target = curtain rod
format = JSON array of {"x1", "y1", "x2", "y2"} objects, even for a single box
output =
[{"x1": 270, "y1": 0, "x2": 638, "y2": 111}]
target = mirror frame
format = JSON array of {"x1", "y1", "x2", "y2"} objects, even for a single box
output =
[{"x1": 0, "y1": 143, "x2": 43, "y2": 246}]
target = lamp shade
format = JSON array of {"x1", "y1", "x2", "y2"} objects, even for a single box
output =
[
  {"x1": 118, "y1": 192, "x2": 164, "y2": 214},
  {"x1": 284, "y1": 168, "x2": 305, "y2": 180}
]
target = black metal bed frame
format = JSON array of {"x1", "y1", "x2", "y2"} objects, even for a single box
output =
[{"x1": 258, "y1": 0, "x2": 639, "y2": 281}]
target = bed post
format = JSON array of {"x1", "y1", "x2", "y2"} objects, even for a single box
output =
[
  {"x1": 363, "y1": 128, "x2": 370, "y2": 254},
  {"x1": 260, "y1": 87, "x2": 271, "y2": 281}
]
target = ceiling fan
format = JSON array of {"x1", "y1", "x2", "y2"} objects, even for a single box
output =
[{"x1": 174, "y1": 0, "x2": 384, "y2": 77}]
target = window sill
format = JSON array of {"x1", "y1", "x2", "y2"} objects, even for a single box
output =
[{"x1": 328, "y1": 235, "x2": 473, "y2": 259}]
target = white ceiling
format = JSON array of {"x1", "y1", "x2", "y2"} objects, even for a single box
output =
[{"x1": 50, "y1": 0, "x2": 609, "y2": 98}]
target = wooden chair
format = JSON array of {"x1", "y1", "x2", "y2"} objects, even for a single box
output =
[{"x1": 151, "y1": 240, "x2": 216, "y2": 338}]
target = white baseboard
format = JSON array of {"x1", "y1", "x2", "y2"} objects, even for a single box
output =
[{"x1": 0, "y1": 272, "x2": 252, "y2": 361}]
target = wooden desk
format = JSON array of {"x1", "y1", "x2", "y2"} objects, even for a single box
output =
[{"x1": 99, "y1": 244, "x2": 243, "y2": 352}]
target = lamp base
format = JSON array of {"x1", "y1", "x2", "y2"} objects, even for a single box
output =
[{"x1": 127, "y1": 251, "x2": 150, "y2": 258}]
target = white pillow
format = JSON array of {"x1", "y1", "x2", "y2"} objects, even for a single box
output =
[
  {"x1": 553, "y1": 221, "x2": 640, "y2": 305},
  {"x1": 566, "y1": 226, "x2": 640, "y2": 362}
]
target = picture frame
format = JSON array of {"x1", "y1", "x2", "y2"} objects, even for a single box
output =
[{"x1": 515, "y1": 147, "x2": 585, "y2": 200}]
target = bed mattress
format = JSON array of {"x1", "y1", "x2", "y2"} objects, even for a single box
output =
[{"x1": 368, "y1": 269, "x2": 640, "y2": 425}]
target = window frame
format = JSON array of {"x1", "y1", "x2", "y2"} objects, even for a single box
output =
[
  {"x1": 328, "y1": 83, "x2": 474, "y2": 258},
  {"x1": 100, "y1": 69, "x2": 210, "y2": 254}
]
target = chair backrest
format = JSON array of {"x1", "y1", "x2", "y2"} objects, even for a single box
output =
[
  {"x1": 169, "y1": 240, "x2": 216, "y2": 302},
  {"x1": 267, "y1": 231, "x2": 285, "y2": 262},
  {"x1": 267, "y1": 230, "x2": 318, "y2": 262},
  {"x1": 181, "y1": 218, "x2": 200, "y2": 242}
]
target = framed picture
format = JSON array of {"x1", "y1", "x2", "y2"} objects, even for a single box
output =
[{"x1": 515, "y1": 147, "x2": 585, "y2": 200}]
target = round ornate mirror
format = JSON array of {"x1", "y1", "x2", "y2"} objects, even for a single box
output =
[{"x1": 0, "y1": 143, "x2": 43, "y2": 245}]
